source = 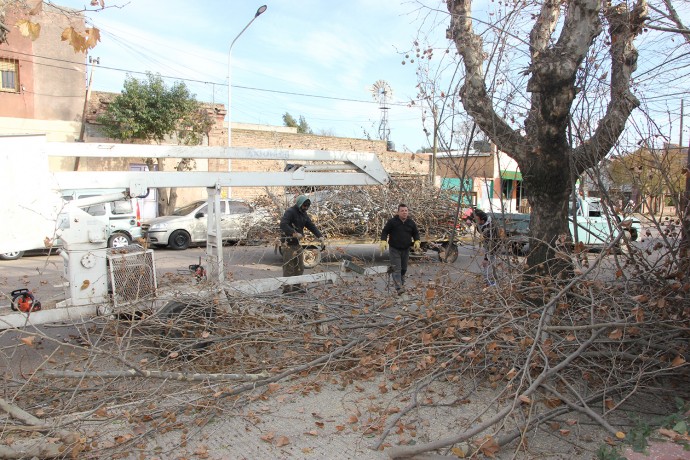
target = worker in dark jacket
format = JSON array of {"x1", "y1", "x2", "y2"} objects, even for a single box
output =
[
  {"x1": 279, "y1": 195, "x2": 324, "y2": 294},
  {"x1": 379, "y1": 203, "x2": 420, "y2": 295}
]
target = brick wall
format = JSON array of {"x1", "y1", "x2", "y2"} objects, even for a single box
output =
[
  {"x1": 437, "y1": 155, "x2": 494, "y2": 179},
  {"x1": 220, "y1": 129, "x2": 430, "y2": 201}
]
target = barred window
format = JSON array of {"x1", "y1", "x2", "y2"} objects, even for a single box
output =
[{"x1": 0, "y1": 58, "x2": 19, "y2": 92}]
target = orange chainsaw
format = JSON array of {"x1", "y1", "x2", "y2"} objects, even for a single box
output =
[{"x1": 10, "y1": 289, "x2": 41, "y2": 313}]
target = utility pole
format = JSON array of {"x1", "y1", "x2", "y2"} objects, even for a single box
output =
[
  {"x1": 682, "y1": 115, "x2": 690, "y2": 265},
  {"x1": 680, "y1": 99, "x2": 690, "y2": 269},
  {"x1": 74, "y1": 56, "x2": 99, "y2": 171},
  {"x1": 680, "y1": 100, "x2": 684, "y2": 149},
  {"x1": 430, "y1": 105, "x2": 438, "y2": 186}
]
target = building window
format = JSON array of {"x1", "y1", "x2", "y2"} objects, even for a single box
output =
[{"x1": 0, "y1": 58, "x2": 19, "y2": 92}]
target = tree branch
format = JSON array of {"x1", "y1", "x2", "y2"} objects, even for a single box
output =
[
  {"x1": 219, "y1": 337, "x2": 365, "y2": 398},
  {"x1": 40, "y1": 368, "x2": 270, "y2": 381},
  {"x1": 573, "y1": 0, "x2": 647, "y2": 172},
  {"x1": 529, "y1": 0, "x2": 563, "y2": 57},
  {"x1": 446, "y1": 0, "x2": 526, "y2": 159},
  {"x1": 388, "y1": 329, "x2": 606, "y2": 458},
  {"x1": 0, "y1": 397, "x2": 82, "y2": 458},
  {"x1": 660, "y1": 0, "x2": 690, "y2": 46},
  {"x1": 543, "y1": 382, "x2": 619, "y2": 436}
]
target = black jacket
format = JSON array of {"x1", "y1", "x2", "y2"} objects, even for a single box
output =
[
  {"x1": 380, "y1": 216, "x2": 420, "y2": 250},
  {"x1": 280, "y1": 200, "x2": 322, "y2": 246}
]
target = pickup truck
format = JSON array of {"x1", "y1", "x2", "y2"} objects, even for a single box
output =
[{"x1": 487, "y1": 197, "x2": 641, "y2": 254}]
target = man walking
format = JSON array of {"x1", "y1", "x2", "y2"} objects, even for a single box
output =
[
  {"x1": 380, "y1": 203, "x2": 421, "y2": 295},
  {"x1": 279, "y1": 195, "x2": 324, "y2": 294}
]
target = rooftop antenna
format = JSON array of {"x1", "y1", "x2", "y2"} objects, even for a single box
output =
[{"x1": 371, "y1": 80, "x2": 392, "y2": 142}]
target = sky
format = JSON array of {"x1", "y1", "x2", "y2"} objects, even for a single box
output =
[{"x1": 50, "y1": 0, "x2": 451, "y2": 153}]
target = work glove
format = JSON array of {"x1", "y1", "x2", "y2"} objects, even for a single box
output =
[
  {"x1": 378, "y1": 240, "x2": 388, "y2": 254},
  {"x1": 318, "y1": 237, "x2": 326, "y2": 251},
  {"x1": 292, "y1": 232, "x2": 304, "y2": 240},
  {"x1": 413, "y1": 240, "x2": 421, "y2": 251}
]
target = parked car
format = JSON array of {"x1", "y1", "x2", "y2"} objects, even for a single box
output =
[
  {"x1": 142, "y1": 199, "x2": 272, "y2": 250},
  {"x1": 0, "y1": 250, "x2": 26, "y2": 261},
  {"x1": 61, "y1": 189, "x2": 143, "y2": 248},
  {"x1": 0, "y1": 189, "x2": 142, "y2": 261}
]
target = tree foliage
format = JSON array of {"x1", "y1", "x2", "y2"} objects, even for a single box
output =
[
  {"x1": 97, "y1": 72, "x2": 208, "y2": 144},
  {"x1": 282, "y1": 112, "x2": 313, "y2": 134},
  {"x1": 97, "y1": 72, "x2": 212, "y2": 215},
  {"x1": 607, "y1": 146, "x2": 686, "y2": 212}
]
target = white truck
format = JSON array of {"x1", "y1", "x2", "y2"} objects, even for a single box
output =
[{"x1": 488, "y1": 196, "x2": 641, "y2": 253}]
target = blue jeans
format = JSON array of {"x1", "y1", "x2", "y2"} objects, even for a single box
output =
[{"x1": 389, "y1": 246, "x2": 409, "y2": 291}]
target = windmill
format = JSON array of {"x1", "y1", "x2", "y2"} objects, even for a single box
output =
[{"x1": 370, "y1": 80, "x2": 392, "y2": 144}]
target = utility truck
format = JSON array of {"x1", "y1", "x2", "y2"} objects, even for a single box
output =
[
  {"x1": 0, "y1": 134, "x2": 392, "y2": 330},
  {"x1": 486, "y1": 196, "x2": 641, "y2": 254},
  {"x1": 0, "y1": 188, "x2": 143, "y2": 260}
]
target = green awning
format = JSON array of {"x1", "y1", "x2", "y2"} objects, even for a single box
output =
[{"x1": 501, "y1": 170, "x2": 522, "y2": 181}]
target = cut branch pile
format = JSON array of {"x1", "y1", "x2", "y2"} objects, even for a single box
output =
[
  {"x1": 250, "y1": 179, "x2": 464, "y2": 241},
  {"x1": 1, "y1": 254, "x2": 687, "y2": 458}
]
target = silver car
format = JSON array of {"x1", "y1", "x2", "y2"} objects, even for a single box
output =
[{"x1": 142, "y1": 199, "x2": 271, "y2": 250}]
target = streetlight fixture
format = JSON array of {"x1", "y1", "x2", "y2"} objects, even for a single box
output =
[
  {"x1": 211, "y1": 5, "x2": 267, "y2": 284},
  {"x1": 227, "y1": 5, "x2": 267, "y2": 150}
]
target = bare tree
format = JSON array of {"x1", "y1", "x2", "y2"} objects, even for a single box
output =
[{"x1": 445, "y1": 0, "x2": 648, "y2": 277}]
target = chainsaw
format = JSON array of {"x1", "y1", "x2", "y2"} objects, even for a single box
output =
[
  {"x1": 10, "y1": 289, "x2": 42, "y2": 313},
  {"x1": 188, "y1": 257, "x2": 207, "y2": 283}
]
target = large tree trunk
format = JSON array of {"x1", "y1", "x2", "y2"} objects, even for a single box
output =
[
  {"x1": 154, "y1": 157, "x2": 190, "y2": 216},
  {"x1": 522, "y1": 156, "x2": 573, "y2": 277},
  {"x1": 157, "y1": 187, "x2": 179, "y2": 216}
]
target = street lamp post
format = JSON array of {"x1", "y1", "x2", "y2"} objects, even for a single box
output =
[
  {"x1": 209, "y1": 5, "x2": 267, "y2": 284},
  {"x1": 228, "y1": 5, "x2": 267, "y2": 150}
]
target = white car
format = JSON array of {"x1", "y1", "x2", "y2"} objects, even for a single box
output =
[{"x1": 142, "y1": 199, "x2": 272, "y2": 250}]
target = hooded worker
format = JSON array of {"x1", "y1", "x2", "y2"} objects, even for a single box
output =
[{"x1": 279, "y1": 195, "x2": 324, "y2": 294}]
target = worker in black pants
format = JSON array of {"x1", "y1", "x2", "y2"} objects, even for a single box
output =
[
  {"x1": 379, "y1": 203, "x2": 420, "y2": 295},
  {"x1": 279, "y1": 195, "x2": 324, "y2": 294}
]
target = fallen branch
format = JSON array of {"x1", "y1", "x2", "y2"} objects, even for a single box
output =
[
  {"x1": 0, "y1": 397, "x2": 43, "y2": 426},
  {"x1": 388, "y1": 328, "x2": 606, "y2": 458},
  {"x1": 543, "y1": 321, "x2": 638, "y2": 331},
  {"x1": 40, "y1": 368, "x2": 270, "y2": 382},
  {"x1": 0, "y1": 443, "x2": 63, "y2": 459},
  {"x1": 543, "y1": 382, "x2": 619, "y2": 436},
  {"x1": 0, "y1": 397, "x2": 82, "y2": 458}
]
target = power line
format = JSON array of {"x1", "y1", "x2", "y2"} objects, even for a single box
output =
[
  {"x1": 3, "y1": 49, "x2": 421, "y2": 108},
  {"x1": 233, "y1": 84, "x2": 413, "y2": 107},
  {"x1": 21, "y1": 89, "x2": 84, "y2": 98}
]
